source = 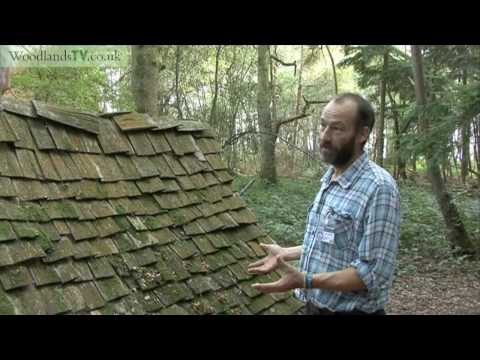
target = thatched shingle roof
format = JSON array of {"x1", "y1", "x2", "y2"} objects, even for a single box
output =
[{"x1": 0, "y1": 96, "x2": 304, "y2": 315}]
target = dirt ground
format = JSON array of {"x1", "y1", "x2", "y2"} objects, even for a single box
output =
[{"x1": 386, "y1": 254, "x2": 480, "y2": 315}]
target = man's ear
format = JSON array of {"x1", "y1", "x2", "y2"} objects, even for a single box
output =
[{"x1": 357, "y1": 126, "x2": 369, "y2": 145}]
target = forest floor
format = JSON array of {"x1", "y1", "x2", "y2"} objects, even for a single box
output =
[
  {"x1": 234, "y1": 174, "x2": 480, "y2": 315},
  {"x1": 387, "y1": 251, "x2": 480, "y2": 314}
]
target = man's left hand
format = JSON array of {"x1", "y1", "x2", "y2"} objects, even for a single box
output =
[{"x1": 252, "y1": 256, "x2": 305, "y2": 294}]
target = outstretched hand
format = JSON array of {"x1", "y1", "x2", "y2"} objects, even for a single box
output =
[
  {"x1": 251, "y1": 256, "x2": 305, "y2": 294},
  {"x1": 247, "y1": 243, "x2": 285, "y2": 275}
]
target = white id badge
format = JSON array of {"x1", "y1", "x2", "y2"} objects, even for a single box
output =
[{"x1": 322, "y1": 231, "x2": 335, "y2": 244}]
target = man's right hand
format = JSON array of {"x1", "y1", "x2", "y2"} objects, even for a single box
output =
[{"x1": 247, "y1": 243, "x2": 286, "y2": 275}]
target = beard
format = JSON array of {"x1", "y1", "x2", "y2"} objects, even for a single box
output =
[{"x1": 319, "y1": 135, "x2": 356, "y2": 166}]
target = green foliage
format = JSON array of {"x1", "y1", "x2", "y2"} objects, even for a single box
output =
[
  {"x1": 9, "y1": 45, "x2": 133, "y2": 113},
  {"x1": 234, "y1": 176, "x2": 480, "y2": 262},
  {"x1": 398, "y1": 183, "x2": 447, "y2": 252},
  {"x1": 339, "y1": 45, "x2": 411, "y2": 93},
  {"x1": 233, "y1": 175, "x2": 319, "y2": 246},
  {"x1": 12, "y1": 67, "x2": 107, "y2": 111}
]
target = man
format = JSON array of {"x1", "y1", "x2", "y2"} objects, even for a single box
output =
[{"x1": 248, "y1": 93, "x2": 401, "y2": 315}]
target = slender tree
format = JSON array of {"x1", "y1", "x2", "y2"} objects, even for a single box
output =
[
  {"x1": 375, "y1": 49, "x2": 389, "y2": 167},
  {"x1": 174, "y1": 45, "x2": 184, "y2": 120},
  {"x1": 460, "y1": 71, "x2": 470, "y2": 184},
  {"x1": 256, "y1": 45, "x2": 277, "y2": 183},
  {"x1": 209, "y1": 45, "x2": 222, "y2": 126},
  {"x1": 411, "y1": 45, "x2": 475, "y2": 254}
]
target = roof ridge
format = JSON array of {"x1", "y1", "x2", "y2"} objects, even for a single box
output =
[{"x1": 1, "y1": 96, "x2": 213, "y2": 136}]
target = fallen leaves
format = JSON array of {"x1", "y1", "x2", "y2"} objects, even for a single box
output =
[{"x1": 387, "y1": 253, "x2": 480, "y2": 315}]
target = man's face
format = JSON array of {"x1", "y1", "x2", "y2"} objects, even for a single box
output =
[{"x1": 319, "y1": 100, "x2": 365, "y2": 166}]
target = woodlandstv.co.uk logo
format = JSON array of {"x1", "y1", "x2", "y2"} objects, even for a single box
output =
[{"x1": 0, "y1": 45, "x2": 129, "y2": 67}]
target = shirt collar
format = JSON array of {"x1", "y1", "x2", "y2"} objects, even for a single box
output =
[{"x1": 320, "y1": 151, "x2": 369, "y2": 189}]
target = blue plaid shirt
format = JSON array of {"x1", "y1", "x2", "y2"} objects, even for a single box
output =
[{"x1": 295, "y1": 151, "x2": 401, "y2": 313}]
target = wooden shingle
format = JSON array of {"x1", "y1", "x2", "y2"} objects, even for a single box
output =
[
  {"x1": 164, "y1": 132, "x2": 198, "y2": 155},
  {"x1": 47, "y1": 123, "x2": 76, "y2": 151},
  {"x1": 70, "y1": 153, "x2": 102, "y2": 180},
  {"x1": 127, "y1": 132, "x2": 156, "y2": 156},
  {"x1": 149, "y1": 154, "x2": 176, "y2": 178},
  {"x1": 3, "y1": 112, "x2": 36, "y2": 150},
  {"x1": 27, "y1": 118, "x2": 56, "y2": 150},
  {"x1": 114, "y1": 113, "x2": 156, "y2": 132},
  {"x1": 97, "y1": 119, "x2": 131, "y2": 154},
  {"x1": 0, "y1": 112, "x2": 19, "y2": 143},
  {"x1": 0, "y1": 143, "x2": 23, "y2": 177},
  {"x1": 131, "y1": 156, "x2": 160, "y2": 178},
  {"x1": 12, "y1": 179, "x2": 48, "y2": 201},
  {"x1": 0, "y1": 97, "x2": 36, "y2": 118},
  {"x1": 49, "y1": 152, "x2": 81, "y2": 181},
  {"x1": 0, "y1": 176, "x2": 16, "y2": 197},
  {"x1": 34, "y1": 151, "x2": 61, "y2": 181},
  {"x1": 33, "y1": 100, "x2": 100, "y2": 135},
  {"x1": 16, "y1": 149, "x2": 44, "y2": 179},
  {"x1": 146, "y1": 132, "x2": 171, "y2": 153}
]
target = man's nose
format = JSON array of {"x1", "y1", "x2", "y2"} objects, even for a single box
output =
[{"x1": 320, "y1": 127, "x2": 332, "y2": 142}]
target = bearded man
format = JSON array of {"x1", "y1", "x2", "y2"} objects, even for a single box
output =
[{"x1": 248, "y1": 93, "x2": 401, "y2": 315}]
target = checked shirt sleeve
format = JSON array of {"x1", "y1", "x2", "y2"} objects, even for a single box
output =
[{"x1": 350, "y1": 183, "x2": 401, "y2": 292}]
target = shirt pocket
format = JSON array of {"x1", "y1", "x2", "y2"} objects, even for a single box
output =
[{"x1": 321, "y1": 206, "x2": 355, "y2": 250}]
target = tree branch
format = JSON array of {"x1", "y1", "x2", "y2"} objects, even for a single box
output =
[
  {"x1": 240, "y1": 178, "x2": 256, "y2": 195},
  {"x1": 276, "y1": 113, "x2": 310, "y2": 127},
  {"x1": 270, "y1": 55, "x2": 297, "y2": 76},
  {"x1": 302, "y1": 96, "x2": 329, "y2": 107},
  {"x1": 274, "y1": 96, "x2": 328, "y2": 130},
  {"x1": 469, "y1": 168, "x2": 480, "y2": 177},
  {"x1": 222, "y1": 130, "x2": 319, "y2": 161},
  {"x1": 324, "y1": 45, "x2": 338, "y2": 95}
]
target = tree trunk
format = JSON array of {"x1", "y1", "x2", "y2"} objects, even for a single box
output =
[
  {"x1": 473, "y1": 117, "x2": 480, "y2": 174},
  {"x1": 174, "y1": 45, "x2": 184, "y2": 120},
  {"x1": 411, "y1": 45, "x2": 474, "y2": 254},
  {"x1": 445, "y1": 141, "x2": 451, "y2": 179},
  {"x1": 131, "y1": 45, "x2": 160, "y2": 118},
  {"x1": 325, "y1": 45, "x2": 338, "y2": 95},
  {"x1": 257, "y1": 45, "x2": 277, "y2": 183},
  {"x1": 442, "y1": 156, "x2": 448, "y2": 184},
  {"x1": 388, "y1": 91, "x2": 406, "y2": 180},
  {"x1": 229, "y1": 106, "x2": 238, "y2": 172},
  {"x1": 453, "y1": 139, "x2": 460, "y2": 177},
  {"x1": 209, "y1": 45, "x2": 222, "y2": 126},
  {"x1": 460, "y1": 72, "x2": 470, "y2": 185},
  {"x1": 375, "y1": 50, "x2": 389, "y2": 167},
  {"x1": 270, "y1": 46, "x2": 278, "y2": 127},
  {"x1": 411, "y1": 152, "x2": 417, "y2": 173},
  {"x1": 290, "y1": 45, "x2": 305, "y2": 173},
  {"x1": 295, "y1": 46, "x2": 304, "y2": 115}
]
